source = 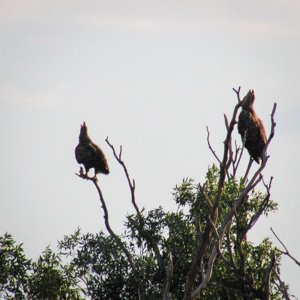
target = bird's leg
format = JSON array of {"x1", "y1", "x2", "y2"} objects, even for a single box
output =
[
  {"x1": 93, "y1": 170, "x2": 98, "y2": 181},
  {"x1": 82, "y1": 167, "x2": 90, "y2": 179},
  {"x1": 79, "y1": 167, "x2": 85, "y2": 176},
  {"x1": 76, "y1": 167, "x2": 96, "y2": 181},
  {"x1": 76, "y1": 167, "x2": 88, "y2": 180}
]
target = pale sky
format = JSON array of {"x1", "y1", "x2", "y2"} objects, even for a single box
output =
[{"x1": 1, "y1": 0, "x2": 299, "y2": 296}]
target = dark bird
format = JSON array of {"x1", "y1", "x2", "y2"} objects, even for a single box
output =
[
  {"x1": 238, "y1": 90, "x2": 267, "y2": 164},
  {"x1": 75, "y1": 122, "x2": 109, "y2": 177}
]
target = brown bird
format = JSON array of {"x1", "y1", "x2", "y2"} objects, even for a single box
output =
[
  {"x1": 238, "y1": 90, "x2": 267, "y2": 164},
  {"x1": 75, "y1": 122, "x2": 109, "y2": 177}
]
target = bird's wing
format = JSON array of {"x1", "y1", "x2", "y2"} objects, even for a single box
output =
[
  {"x1": 256, "y1": 118, "x2": 267, "y2": 144},
  {"x1": 86, "y1": 143, "x2": 99, "y2": 157},
  {"x1": 93, "y1": 143, "x2": 110, "y2": 170},
  {"x1": 75, "y1": 143, "x2": 98, "y2": 163},
  {"x1": 75, "y1": 144, "x2": 84, "y2": 163},
  {"x1": 238, "y1": 110, "x2": 249, "y2": 141}
]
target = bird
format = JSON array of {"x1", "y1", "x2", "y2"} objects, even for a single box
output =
[
  {"x1": 238, "y1": 90, "x2": 267, "y2": 164},
  {"x1": 75, "y1": 122, "x2": 109, "y2": 177}
]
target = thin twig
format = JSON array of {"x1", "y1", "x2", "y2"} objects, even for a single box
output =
[
  {"x1": 271, "y1": 228, "x2": 300, "y2": 267},
  {"x1": 274, "y1": 271, "x2": 292, "y2": 300},
  {"x1": 191, "y1": 247, "x2": 218, "y2": 299},
  {"x1": 233, "y1": 86, "x2": 242, "y2": 103},
  {"x1": 105, "y1": 137, "x2": 141, "y2": 216},
  {"x1": 263, "y1": 251, "x2": 276, "y2": 300},
  {"x1": 199, "y1": 183, "x2": 212, "y2": 208},
  {"x1": 242, "y1": 158, "x2": 253, "y2": 183},
  {"x1": 224, "y1": 114, "x2": 234, "y2": 180},
  {"x1": 206, "y1": 126, "x2": 221, "y2": 164},
  {"x1": 225, "y1": 220, "x2": 238, "y2": 272},
  {"x1": 232, "y1": 141, "x2": 243, "y2": 178},
  {"x1": 208, "y1": 216, "x2": 229, "y2": 265}
]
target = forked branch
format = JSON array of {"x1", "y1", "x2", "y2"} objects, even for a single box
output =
[
  {"x1": 75, "y1": 171, "x2": 145, "y2": 299},
  {"x1": 75, "y1": 172, "x2": 136, "y2": 270},
  {"x1": 105, "y1": 137, "x2": 141, "y2": 217},
  {"x1": 188, "y1": 89, "x2": 277, "y2": 299},
  {"x1": 271, "y1": 227, "x2": 300, "y2": 267}
]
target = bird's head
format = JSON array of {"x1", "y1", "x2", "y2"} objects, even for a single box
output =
[
  {"x1": 79, "y1": 121, "x2": 90, "y2": 142},
  {"x1": 241, "y1": 90, "x2": 255, "y2": 112}
]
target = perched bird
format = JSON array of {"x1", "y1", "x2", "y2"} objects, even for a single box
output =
[
  {"x1": 238, "y1": 90, "x2": 267, "y2": 164},
  {"x1": 75, "y1": 122, "x2": 109, "y2": 177}
]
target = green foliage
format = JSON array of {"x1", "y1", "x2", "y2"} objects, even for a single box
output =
[
  {"x1": 28, "y1": 246, "x2": 83, "y2": 300},
  {"x1": 0, "y1": 166, "x2": 286, "y2": 299},
  {"x1": 0, "y1": 233, "x2": 30, "y2": 299},
  {"x1": 0, "y1": 234, "x2": 82, "y2": 299},
  {"x1": 59, "y1": 231, "x2": 139, "y2": 299}
]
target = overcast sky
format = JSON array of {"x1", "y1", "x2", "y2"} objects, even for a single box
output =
[{"x1": 1, "y1": 0, "x2": 299, "y2": 296}]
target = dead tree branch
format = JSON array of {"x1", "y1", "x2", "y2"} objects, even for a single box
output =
[
  {"x1": 232, "y1": 140, "x2": 244, "y2": 178},
  {"x1": 184, "y1": 87, "x2": 244, "y2": 300},
  {"x1": 263, "y1": 251, "x2": 276, "y2": 300},
  {"x1": 75, "y1": 172, "x2": 145, "y2": 299},
  {"x1": 206, "y1": 126, "x2": 221, "y2": 164},
  {"x1": 233, "y1": 86, "x2": 242, "y2": 103},
  {"x1": 271, "y1": 227, "x2": 300, "y2": 267},
  {"x1": 188, "y1": 90, "x2": 277, "y2": 299},
  {"x1": 274, "y1": 271, "x2": 292, "y2": 300},
  {"x1": 162, "y1": 252, "x2": 174, "y2": 300},
  {"x1": 105, "y1": 137, "x2": 141, "y2": 217},
  {"x1": 105, "y1": 138, "x2": 170, "y2": 296},
  {"x1": 242, "y1": 176, "x2": 272, "y2": 235}
]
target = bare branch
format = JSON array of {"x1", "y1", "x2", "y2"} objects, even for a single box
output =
[
  {"x1": 224, "y1": 114, "x2": 230, "y2": 130},
  {"x1": 226, "y1": 102, "x2": 277, "y2": 229},
  {"x1": 106, "y1": 137, "x2": 165, "y2": 290},
  {"x1": 162, "y1": 252, "x2": 174, "y2": 300},
  {"x1": 206, "y1": 126, "x2": 221, "y2": 164},
  {"x1": 105, "y1": 137, "x2": 141, "y2": 216},
  {"x1": 119, "y1": 145, "x2": 123, "y2": 160},
  {"x1": 184, "y1": 87, "x2": 243, "y2": 300},
  {"x1": 242, "y1": 176, "x2": 272, "y2": 236},
  {"x1": 233, "y1": 86, "x2": 242, "y2": 103},
  {"x1": 263, "y1": 251, "x2": 276, "y2": 300},
  {"x1": 188, "y1": 91, "x2": 277, "y2": 300},
  {"x1": 191, "y1": 247, "x2": 218, "y2": 299},
  {"x1": 232, "y1": 141, "x2": 243, "y2": 177},
  {"x1": 199, "y1": 183, "x2": 212, "y2": 208},
  {"x1": 92, "y1": 179, "x2": 135, "y2": 265},
  {"x1": 76, "y1": 172, "x2": 146, "y2": 298},
  {"x1": 76, "y1": 163, "x2": 147, "y2": 299},
  {"x1": 243, "y1": 158, "x2": 254, "y2": 183},
  {"x1": 225, "y1": 220, "x2": 238, "y2": 272},
  {"x1": 271, "y1": 228, "x2": 300, "y2": 267},
  {"x1": 213, "y1": 87, "x2": 243, "y2": 209},
  {"x1": 224, "y1": 114, "x2": 234, "y2": 179},
  {"x1": 208, "y1": 216, "x2": 230, "y2": 265},
  {"x1": 274, "y1": 271, "x2": 292, "y2": 300},
  {"x1": 261, "y1": 102, "x2": 277, "y2": 164}
]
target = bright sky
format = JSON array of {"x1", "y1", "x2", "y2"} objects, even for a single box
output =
[{"x1": 1, "y1": 0, "x2": 299, "y2": 296}]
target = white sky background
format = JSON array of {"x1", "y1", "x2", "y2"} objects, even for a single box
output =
[{"x1": 1, "y1": 0, "x2": 299, "y2": 296}]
